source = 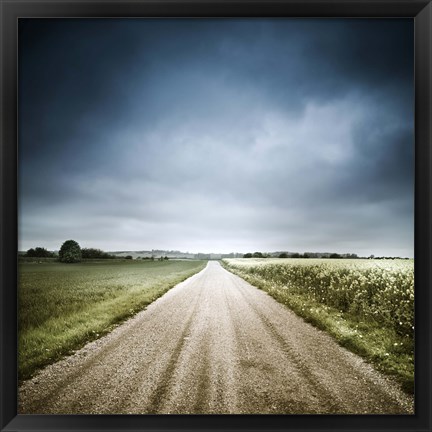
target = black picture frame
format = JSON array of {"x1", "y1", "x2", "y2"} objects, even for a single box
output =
[{"x1": 1, "y1": 1, "x2": 431, "y2": 431}]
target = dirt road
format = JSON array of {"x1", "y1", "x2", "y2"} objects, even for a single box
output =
[{"x1": 18, "y1": 261, "x2": 414, "y2": 414}]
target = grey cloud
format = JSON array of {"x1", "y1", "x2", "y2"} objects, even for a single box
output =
[{"x1": 18, "y1": 18, "x2": 414, "y2": 256}]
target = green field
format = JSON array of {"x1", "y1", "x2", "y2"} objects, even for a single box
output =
[
  {"x1": 222, "y1": 258, "x2": 414, "y2": 393},
  {"x1": 19, "y1": 259, "x2": 207, "y2": 381}
]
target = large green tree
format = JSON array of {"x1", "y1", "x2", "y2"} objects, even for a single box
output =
[{"x1": 59, "y1": 240, "x2": 82, "y2": 263}]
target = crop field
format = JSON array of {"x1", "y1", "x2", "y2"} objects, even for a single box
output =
[
  {"x1": 19, "y1": 259, "x2": 207, "y2": 381},
  {"x1": 222, "y1": 258, "x2": 414, "y2": 392}
]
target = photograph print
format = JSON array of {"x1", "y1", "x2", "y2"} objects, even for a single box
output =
[{"x1": 17, "y1": 18, "x2": 414, "y2": 414}]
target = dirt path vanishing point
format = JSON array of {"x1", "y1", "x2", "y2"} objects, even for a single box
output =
[{"x1": 19, "y1": 261, "x2": 414, "y2": 414}]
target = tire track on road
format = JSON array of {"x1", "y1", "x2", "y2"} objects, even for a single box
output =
[
  {"x1": 144, "y1": 280, "x2": 205, "y2": 414},
  {"x1": 227, "y1": 271, "x2": 344, "y2": 412}
]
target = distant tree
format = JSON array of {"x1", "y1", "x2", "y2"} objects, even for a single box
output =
[
  {"x1": 253, "y1": 252, "x2": 263, "y2": 258},
  {"x1": 81, "y1": 248, "x2": 115, "y2": 259},
  {"x1": 302, "y1": 253, "x2": 310, "y2": 258},
  {"x1": 81, "y1": 248, "x2": 97, "y2": 259},
  {"x1": 329, "y1": 253, "x2": 341, "y2": 259},
  {"x1": 33, "y1": 247, "x2": 47, "y2": 257},
  {"x1": 25, "y1": 248, "x2": 35, "y2": 257},
  {"x1": 26, "y1": 247, "x2": 54, "y2": 258},
  {"x1": 125, "y1": 255, "x2": 133, "y2": 260},
  {"x1": 279, "y1": 252, "x2": 288, "y2": 258},
  {"x1": 164, "y1": 256, "x2": 169, "y2": 260},
  {"x1": 291, "y1": 253, "x2": 300, "y2": 258},
  {"x1": 243, "y1": 253, "x2": 253, "y2": 258},
  {"x1": 59, "y1": 240, "x2": 82, "y2": 263}
]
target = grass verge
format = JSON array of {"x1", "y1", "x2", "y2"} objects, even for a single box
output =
[
  {"x1": 19, "y1": 259, "x2": 207, "y2": 381},
  {"x1": 221, "y1": 260, "x2": 414, "y2": 394}
]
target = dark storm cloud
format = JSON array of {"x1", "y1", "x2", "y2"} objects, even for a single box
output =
[{"x1": 19, "y1": 18, "x2": 414, "y2": 256}]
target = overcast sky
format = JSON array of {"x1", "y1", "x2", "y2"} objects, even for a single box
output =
[{"x1": 18, "y1": 19, "x2": 414, "y2": 256}]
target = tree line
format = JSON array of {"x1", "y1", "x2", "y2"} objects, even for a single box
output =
[
  {"x1": 25, "y1": 240, "x2": 117, "y2": 263},
  {"x1": 243, "y1": 252, "x2": 359, "y2": 259}
]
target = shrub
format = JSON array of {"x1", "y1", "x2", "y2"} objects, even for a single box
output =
[
  {"x1": 81, "y1": 248, "x2": 115, "y2": 259},
  {"x1": 26, "y1": 247, "x2": 55, "y2": 258}
]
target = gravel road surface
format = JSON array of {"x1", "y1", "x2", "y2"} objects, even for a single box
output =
[{"x1": 18, "y1": 261, "x2": 414, "y2": 414}]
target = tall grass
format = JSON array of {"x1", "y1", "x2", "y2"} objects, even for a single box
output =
[
  {"x1": 19, "y1": 259, "x2": 206, "y2": 380},
  {"x1": 222, "y1": 258, "x2": 414, "y2": 393}
]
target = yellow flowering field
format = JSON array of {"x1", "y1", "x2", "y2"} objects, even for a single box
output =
[{"x1": 224, "y1": 258, "x2": 413, "y2": 336}]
